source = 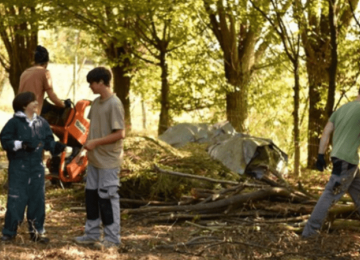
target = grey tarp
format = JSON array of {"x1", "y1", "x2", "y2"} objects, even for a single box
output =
[
  {"x1": 159, "y1": 122, "x2": 288, "y2": 178},
  {"x1": 158, "y1": 121, "x2": 236, "y2": 148},
  {"x1": 207, "y1": 133, "x2": 288, "y2": 178}
]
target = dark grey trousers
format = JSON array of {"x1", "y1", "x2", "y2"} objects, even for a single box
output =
[{"x1": 302, "y1": 158, "x2": 360, "y2": 237}]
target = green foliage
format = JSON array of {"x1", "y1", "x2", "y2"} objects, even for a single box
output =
[
  {"x1": 1, "y1": 0, "x2": 360, "y2": 173},
  {"x1": 335, "y1": 34, "x2": 360, "y2": 108},
  {"x1": 248, "y1": 47, "x2": 310, "y2": 169},
  {"x1": 170, "y1": 30, "x2": 226, "y2": 117},
  {"x1": 40, "y1": 27, "x2": 103, "y2": 65},
  {"x1": 50, "y1": 0, "x2": 136, "y2": 65}
]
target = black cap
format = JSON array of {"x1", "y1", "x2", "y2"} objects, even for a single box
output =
[{"x1": 34, "y1": 45, "x2": 49, "y2": 64}]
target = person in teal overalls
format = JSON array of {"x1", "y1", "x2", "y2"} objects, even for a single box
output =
[{"x1": 0, "y1": 91, "x2": 65, "y2": 243}]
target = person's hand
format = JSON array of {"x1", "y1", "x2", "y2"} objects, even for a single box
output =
[
  {"x1": 316, "y1": 154, "x2": 326, "y2": 172},
  {"x1": 74, "y1": 154, "x2": 82, "y2": 165},
  {"x1": 84, "y1": 140, "x2": 97, "y2": 151},
  {"x1": 75, "y1": 146, "x2": 85, "y2": 165},
  {"x1": 22, "y1": 140, "x2": 41, "y2": 152},
  {"x1": 64, "y1": 99, "x2": 72, "y2": 108},
  {"x1": 53, "y1": 142, "x2": 66, "y2": 155}
]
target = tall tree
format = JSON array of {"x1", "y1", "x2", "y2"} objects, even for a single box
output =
[
  {"x1": 251, "y1": 0, "x2": 302, "y2": 176},
  {"x1": 55, "y1": 0, "x2": 135, "y2": 131},
  {"x1": 0, "y1": 2, "x2": 39, "y2": 94},
  {"x1": 295, "y1": 0, "x2": 359, "y2": 169},
  {"x1": 202, "y1": 0, "x2": 271, "y2": 132},
  {"x1": 130, "y1": 0, "x2": 194, "y2": 135}
]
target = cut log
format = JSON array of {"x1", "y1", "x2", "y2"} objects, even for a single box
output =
[
  {"x1": 141, "y1": 210, "x2": 304, "y2": 224},
  {"x1": 122, "y1": 187, "x2": 307, "y2": 215},
  {"x1": 120, "y1": 198, "x2": 178, "y2": 207},
  {"x1": 330, "y1": 219, "x2": 360, "y2": 232}
]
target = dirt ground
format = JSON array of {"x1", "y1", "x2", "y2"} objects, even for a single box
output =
[
  {"x1": 1, "y1": 138, "x2": 360, "y2": 260},
  {"x1": 0, "y1": 182, "x2": 360, "y2": 260}
]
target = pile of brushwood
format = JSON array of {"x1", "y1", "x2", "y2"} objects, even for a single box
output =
[{"x1": 119, "y1": 136, "x2": 360, "y2": 235}]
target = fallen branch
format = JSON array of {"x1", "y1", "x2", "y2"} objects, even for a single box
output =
[
  {"x1": 122, "y1": 187, "x2": 307, "y2": 215},
  {"x1": 154, "y1": 164, "x2": 240, "y2": 185},
  {"x1": 155, "y1": 236, "x2": 222, "y2": 250},
  {"x1": 198, "y1": 184, "x2": 246, "y2": 204},
  {"x1": 141, "y1": 210, "x2": 289, "y2": 224},
  {"x1": 329, "y1": 219, "x2": 360, "y2": 232},
  {"x1": 120, "y1": 198, "x2": 178, "y2": 207}
]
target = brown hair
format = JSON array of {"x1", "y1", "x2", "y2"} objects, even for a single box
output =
[{"x1": 12, "y1": 92, "x2": 36, "y2": 112}]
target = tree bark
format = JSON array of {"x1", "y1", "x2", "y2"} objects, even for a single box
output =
[
  {"x1": 154, "y1": 164, "x2": 240, "y2": 186},
  {"x1": 300, "y1": 0, "x2": 359, "y2": 169},
  {"x1": 158, "y1": 50, "x2": 170, "y2": 135},
  {"x1": 203, "y1": 0, "x2": 261, "y2": 133},
  {"x1": 293, "y1": 62, "x2": 301, "y2": 176},
  {"x1": 122, "y1": 187, "x2": 307, "y2": 215},
  {"x1": 307, "y1": 78, "x2": 324, "y2": 169},
  {"x1": 105, "y1": 44, "x2": 132, "y2": 132},
  {"x1": 325, "y1": 0, "x2": 338, "y2": 120},
  {"x1": 141, "y1": 96, "x2": 147, "y2": 130},
  {"x1": 0, "y1": 6, "x2": 38, "y2": 95},
  {"x1": 299, "y1": 1, "x2": 330, "y2": 169},
  {"x1": 226, "y1": 89, "x2": 248, "y2": 133}
]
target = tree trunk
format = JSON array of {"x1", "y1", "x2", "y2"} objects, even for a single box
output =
[
  {"x1": 305, "y1": 40, "x2": 330, "y2": 169},
  {"x1": 306, "y1": 73, "x2": 325, "y2": 169},
  {"x1": 111, "y1": 65, "x2": 131, "y2": 131},
  {"x1": 10, "y1": 40, "x2": 36, "y2": 94},
  {"x1": 225, "y1": 63, "x2": 251, "y2": 133},
  {"x1": 293, "y1": 62, "x2": 300, "y2": 176},
  {"x1": 8, "y1": 46, "x2": 35, "y2": 95},
  {"x1": 325, "y1": 0, "x2": 338, "y2": 120},
  {"x1": 105, "y1": 44, "x2": 132, "y2": 132},
  {"x1": 8, "y1": 58, "x2": 23, "y2": 95},
  {"x1": 158, "y1": 51, "x2": 170, "y2": 135},
  {"x1": 0, "y1": 68, "x2": 6, "y2": 96},
  {"x1": 141, "y1": 96, "x2": 147, "y2": 130},
  {"x1": 301, "y1": 0, "x2": 357, "y2": 169},
  {"x1": 1, "y1": 8, "x2": 37, "y2": 95},
  {"x1": 226, "y1": 89, "x2": 247, "y2": 133}
]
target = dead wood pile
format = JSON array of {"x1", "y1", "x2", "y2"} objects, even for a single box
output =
[{"x1": 117, "y1": 137, "x2": 360, "y2": 235}]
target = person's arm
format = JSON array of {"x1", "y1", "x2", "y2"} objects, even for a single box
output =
[
  {"x1": 318, "y1": 121, "x2": 334, "y2": 154},
  {"x1": 84, "y1": 129, "x2": 125, "y2": 151},
  {"x1": 1, "y1": 120, "x2": 17, "y2": 151},
  {"x1": 46, "y1": 88, "x2": 65, "y2": 108},
  {"x1": 315, "y1": 121, "x2": 334, "y2": 171}
]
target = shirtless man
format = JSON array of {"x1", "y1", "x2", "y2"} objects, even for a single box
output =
[{"x1": 19, "y1": 45, "x2": 70, "y2": 113}]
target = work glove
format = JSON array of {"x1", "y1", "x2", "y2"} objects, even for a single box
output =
[
  {"x1": 22, "y1": 140, "x2": 41, "y2": 152},
  {"x1": 64, "y1": 99, "x2": 72, "y2": 108},
  {"x1": 53, "y1": 142, "x2": 66, "y2": 155},
  {"x1": 316, "y1": 154, "x2": 326, "y2": 172}
]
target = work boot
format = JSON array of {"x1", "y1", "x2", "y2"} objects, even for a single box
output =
[
  {"x1": 74, "y1": 235, "x2": 100, "y2": 245},
  {"x1": 30, "y1": 233, "x2": 50, "y2": 244},
  {"x1": 94, "y1": 240, "x2": 119, "y2": 250}
]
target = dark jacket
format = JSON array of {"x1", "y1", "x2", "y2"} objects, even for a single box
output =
[{"x1": 1, "y1": 114, "x2": 56, "y2": 163}]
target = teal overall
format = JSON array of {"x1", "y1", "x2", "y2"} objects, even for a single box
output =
[{"x1": 0, "y1": 115, "x2": 56, "y2": 237}]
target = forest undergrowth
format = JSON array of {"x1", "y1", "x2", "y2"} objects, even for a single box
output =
[{"x1": 0, "y1": 136, "x2": 359, "y2": 259}]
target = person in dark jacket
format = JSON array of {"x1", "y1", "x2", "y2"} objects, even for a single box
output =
[{"x1": 0, "y1": 91, "x2": 65, "y2": 243}]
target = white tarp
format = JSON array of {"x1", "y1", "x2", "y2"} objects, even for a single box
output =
[
  {"x1": 158, "y1": 121, "x2": 236, "y2": 147},
  {"x1": 207, "y1": 133, "x2": 288, "y2": 178},
  {"x1": 159, "y1": 122, "x2": 288, "y2": 178}
]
